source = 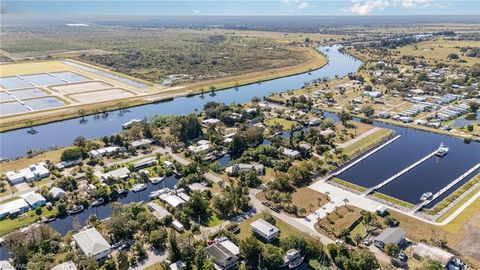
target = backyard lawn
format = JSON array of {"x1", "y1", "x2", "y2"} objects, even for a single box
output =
[{"x1": 0, "y1": 206, "x2": 58, "y2": 236}]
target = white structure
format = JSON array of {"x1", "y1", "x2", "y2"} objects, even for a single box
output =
[
  {"x1": 0, "y1": 261, "x2": 15, "y2": 270},
  {"x1": 73, "y1": 228, "x2": 111, "y2": 261},
  {"x1": 147, "y1": 202, "x2": 171, "y2": 220},
  {"x1": 188, "y1": 140, "x2": 211, "y2": 153},
  {"x1": 100, "y1": 167, "x2": 130, "y2": 181},
  {"x1": 0, "y1": 198, "x2": 30, "y2": 219},
  {"x1": 51, "y1": 261, "x2": 77, "y2": 270},
  {"x1": 282, "y1": 148, "x2": 301, "y2": 159},
  {"x1": 130, "y1": 139, "x2": 153, "y2": 148},
  {"x1": 20, "y1": 192, "x2": 46, "y2": 209},
  {"x1": 225, "y1": 163, "x2": 265, "y2": 176},
  {"x1": 250, "y1": 218, "x2": 279, "y2": 242},
  {"x1": 5, "y1": 162, "x2": 50, "y2": 184},
  {"x1": 159, "y1": 194, "x2": 185, "y2": 208},
  {"x1": 169, "y1": 260, "x2": 186, "y2": 270},
  {"x1": 172, "y1": 220, "x2": 184, "y2": 232},
  {"x1": 89, "y1": 146, "x2": 122, "y2": 159},
  {"x1": 202, "y1": 118, "x2": 221, "y2": 127},
  {"x1": 50, "y1": 187, "x2": 67, "y2": 200},
  {"x1": 363, "y1": 91, "x2": 382, "y2": 98}
]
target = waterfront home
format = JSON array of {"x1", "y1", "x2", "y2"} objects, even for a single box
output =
[
  {"x1": 132, "y1": 157, "x2": 157, "y2": 171},
  {"x1": 250, "y1": 218, "x2": 279, "y2": 242},
  {"x1": 159, "y1": 194, "x2": 185, "y2": 208},
  {"x1": 281, "y1": 148, "x2": 301, "y2": 159},
  {"x1": 5, "y1": 162, "x2": 50, "y2": 184},
  {"x1": 55, "y1": 159, "x2": 80, "y2": 171},
  {"x1": 412, "y1": 243, "x2": 465, "y2": 270},
  {"x1": 205, "y1": 238, "x2": 240, "y2": 270},
  {"x1": 130, "y1": 138, "x2": 153, "y2": 149},
  {"x1": 20, "y1": 192, "x2": 46, "y2": 209},
  {"x1": 225, "y1": 163, "x2": 265, "y2": 176},
  {"x1": 374, "y1": 227, "x2": 406, "y2": 250},
  {"x1": 50, "y1": 187, "x2": 66, "y2": 200},
  {"x1": 100, "y1": 167, "x2": 130, "y2": 181},
  {"x1": 73, "y1": 227, "x2": 111, "y2": 261},
  {"x1": 169, "y1": 260, "x2": 186, "y2": 270},
  {"x1": 0, "y1": 198, "x2": 30, "y2": 219},
  {"x1": 188, "y1": 140, "x2": 212, "y2": 154},
  {"x1": 163, "y1": 160, "x2": 174, "y2": 168},
  {"x1": 177, "y1": 192, "x2": 190, "y2": 202},
  {"x1": 187, "y1": 183, "x2": 208, "y2": 192},
  {"x1": 147, "y1": 202, "x2": 172, "y2": 220},
  {"x1": 202, "y1": 118, "x2": 221, "y2": 127},
  {"x1": 89, "y1": 146, "x2": 123, "y2": 159},
  {"x1": 51, "y1": 260, "x2": 77, "y2": 270}
]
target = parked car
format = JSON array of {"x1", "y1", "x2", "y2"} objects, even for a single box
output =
[
  {"x1": 362, "y1": 238, "x2": 372, "y2": 246},
  {"x1": 270, "y1": 206, "x2": 280, "y2": 213},
  {"x1": 335, "y1": 240, "x2": 344, "y2": 245},
  {"x1": 261, "y1": 201, "x2": 271, "y2": 207},
  {"x1": 399, "y1": 252, "x2": 408, "y2": 261}
]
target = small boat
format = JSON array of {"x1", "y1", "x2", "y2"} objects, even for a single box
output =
[
  {"x1": 436, "y1": 143, "x2": 449, "y2": 157},
  {"x1": 420, "y1": 192, "x2": 433, "y2": 201},
  {"x1": 45, "y1": 217, "x2": 56, "y2": 223},
  {"x1": 131, "y1": 183, "x2": 147, "y2": 192},
  {"x1": 149, "y1": 176, "x2": 165, "y2": 184},
  {"x1": 91, "y1": 198, "x2": 105, "y2": 206},
  {"x1": 68, "y1": 205, "x2": 84, "y2": 215},
  {"x1": 122, "y1": 119, "x2": 142, "y2": 129},
  {"x1": 281, "y1": 249, "x2": 305, "y2": 269},
  {"x1": 149, "y1": 188, "x2": 170, "y2": 198},
  {"x1": 117, "y1": 188, "x2": 128, "y2": 195}
]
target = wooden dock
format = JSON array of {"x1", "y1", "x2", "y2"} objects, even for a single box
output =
[{"x1": 362, "y1": 149, "x2": 438, "y2": 196}]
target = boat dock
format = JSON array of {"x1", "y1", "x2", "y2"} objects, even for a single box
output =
[
  {"x1": 362, "y1": 149, "x2": 438, "y2": 196},
  {"x1": 330, "y1": 135, "x2": 401, "y2": 179},
  {"x1": 410, "y1": 163, "x2": 480, "y2": 213}
]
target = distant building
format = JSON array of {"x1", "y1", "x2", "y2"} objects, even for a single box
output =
[
  {"x1": 251, "y1": 218, "x2": 279, "y2": 242},
  {"x1": 100, "y1": 167, "x2": 130, "y2": 181},
  {"x1": 89, "y1": 146, "x2": 123, "y2": 159},
  {"x1": 188, "y1": 140, "x2": 211, "y2": 153},
  {"x1": 225, "y1": 163, "x2": 265, "y2": 176},
  {"x1": 20, "y1": 192, "x2": 46, "y2": 209},
  {"x1": 132, "y1": 157, "x2": 157, "y2": 171},
  {"x1": 172, "y1": 220, "x2": 184, "y2": 232},
  {"x1": 73, "y1": 228, "x2": 111, "y2": 261},
  {"x1": 51, "y1": 261, "x2": 77, "y2": 270},
  {"x1": 281, "y1": 148, "x2": 301, "y2": 159},
  {"x1": 205, "y1": 238, "x2": 240, "y2": 270},
  {"x1": 130, "y1": 139, "x2": 153, "y2": 149},
  {"x1": 159, "y1": 194, "x2": 185, "y2": 208},
  {"x1": 374, "y1": 227, "x2": 406, "y2": 250},
  {"x1": 202, "y1": 118, "x2": 221, "y2": 127},
  {"x1": 363, "y1": 91, "x2": 382, "y2": 98},
  {"x1": 0, "y1": 198, "x2": 30, "y2": 219},
  {"x1": 147, "y1": 202, "x2": 171, "y2": 220}
]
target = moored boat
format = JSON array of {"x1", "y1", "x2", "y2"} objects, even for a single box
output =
[
  {"x1": 149, "y1": 176, "x2": 165, "y2": 184},
  {"x1": 281, "y1": 249, "x2": 304, "y2": 269},
  {"x1": 436, "y1": 143, "x2": 449, "y2": 157},
  {"x1": 420, "y1": 192, "x2": 433, "y2": 201},
  {"x1": 122, "y1": 119, "x2": 142, "y2": 129},
  {"x1": 131, "y1": 183, "x2": 147, "y2": 192},
  {"x1": 91, "y1": 198, "x2": 105, "y2": 206},
  {"x1": 117, "y1": 188, "x2": 128, "y2": 195},
  {"x1": 68, "y1": 205, "x2": 84, "y2": 215}
]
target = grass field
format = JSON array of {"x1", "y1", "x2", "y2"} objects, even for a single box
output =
[
  {"x1": 0, "y1": 205, "x2": 58, "y2": 236},
  {"x1": 396, "y1": 39, "x2": 480, "y2": 66},
  {"x1": 237, "y1": 213, "x2": 307, "y2": 241},
  {"x1": 372, "y1": 192, "x2": 415, "y2": 209},
  {"x1": 331, "y1": 178, "x2": 367, "y2": 192},
  {"x1": 265, "y1": 117, "x2": 298, "y2": 131},
  {"x1": 315, "y1": 205, "x2": 362, "y2": 238},
  {"x1": 342, "y1": 128, "x2": 393, "y2": 157},
  {"x1": 437, "y1": 185, "x2": 480, "y2": 225}
]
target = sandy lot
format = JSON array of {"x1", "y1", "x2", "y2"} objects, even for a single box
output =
[
  {"x1": 67, "y1": 88, "x2": 136, "y2": 103},
  {"x1": 50, "y1": 81, "x2": 113, "y2": 95}
]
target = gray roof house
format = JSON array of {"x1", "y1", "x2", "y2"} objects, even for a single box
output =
[
  {"x1": 73, "y1": 228, "x2": 111, "y2": 261},
  {"x1": 51, "y1": 261, "x2": 77, "y2": 270},
  {"x1": 205, "y1": 239, "x2": 239, "y2": 270},
  {"x1": 374, "y1": 227, "x2": 406, "y2": 250}
]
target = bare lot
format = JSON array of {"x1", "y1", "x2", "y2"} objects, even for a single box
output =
[
  {"x1": 67, "y1": 88, "x2": 136, "y2": 103},
  {"x1": 50, "y1": 81, "x2": 113, "y2": 95}
]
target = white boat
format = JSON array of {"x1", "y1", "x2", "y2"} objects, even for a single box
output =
[
  {"x1": 436, "y1": 143, "x2": 449, "y2": 157},
  {"x1": 420, "y1": 192, "x2": 433, "y2": 201},
  {"x1": 131, "y1": 183, "x2": 147, "y2": 192},
  {"x1": 149, "y1": 176, "x2": 165, "y2": 184},
  {"x1": 122, "y1": 119, "x2": 142, "y2": 129},
  {"x1": 281, "y1": 249, "x2": 304, "y2": 269},
  {"x1": 68, "y1": 205, "x2": 84, "y2": 215},
  {"x1": 91, "y1": 198, "x2": 105, "y2": 206},
  {"x1": 117, "y1": 188, "x2": 128, "y2": 195}
]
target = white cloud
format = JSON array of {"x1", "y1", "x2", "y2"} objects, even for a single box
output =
[
  {"x1": 193, "y1": 9, "x2": 201, "y2": 14},
  {"x1": 348, "y1": 0, "x2": 390, "y2": 15},
  {"x1": 400, "y1": 0, "x2": 431, "y2": 7},
  {"x1": 298, "y1": 1, "x2": 310, "y2": 9},
  {"x1": 282, "y1": 0, "x2": 300, "y2": 5}
]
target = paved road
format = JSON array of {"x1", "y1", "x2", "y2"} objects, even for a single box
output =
[{"x1": 337, "y1": 127, "x2": 381, "y2": 149}]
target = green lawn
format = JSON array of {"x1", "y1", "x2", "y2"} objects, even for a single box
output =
[
  {"x1": 372, "y1": 192, "x2": 414, "y2": 209},
  {"x1": 264, "y1": 117, "x2": 298, "y2": 131},
  {"x1": 237, "y1": 213, "x2": 310, "y2": 241},
  {"x1": 349, "y1": 222, "x2": 367, "y2": 239},
  {"x1": 343, "y1": 128, "x2": 393, "y2": 157},
  {"x1": 437, "y1": 184, "x2": 480, "y2": 223},
  {"x1": 0, "y1": 206, "x2": 58, "y2": 236},
  {"x1": 331, "y1": 178, "x2": 366, "y2": 192},
  {"x1": 206, "y1": 213, "x2": 224, "y2": 227}
]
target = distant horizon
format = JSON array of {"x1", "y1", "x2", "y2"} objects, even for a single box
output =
[{"x1": 1, "y1": 0, "x2": 479, "y2": 16}]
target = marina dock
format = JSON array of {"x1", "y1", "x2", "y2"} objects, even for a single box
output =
[
  {"x1": 410, "y1": 163, "x2": 480, "y2": 213},
  {"x1": 362, "y1": 149, "x2": 438, "y2": 196}
]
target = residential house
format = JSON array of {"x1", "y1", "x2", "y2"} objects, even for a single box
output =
[
  {"x1": 159, "y1": 194, "x2": 185, "y2": 208},
  {"x1": 147, "y1": 202, "x2": 172, "y2": 220},
  {"x1": 100, "y1": 167, "x2": 130, "y2": 181},
  {"x1": 51, "y1": 261, "x2": 77, "y2": 270},
  {"x1": 205, "y1": 238, "x2": 240, "y2": 270},
  {"x1": 225, "y1": 163, "x2": 265, "y2": 176},
  {"x1": 169, "y1": 260, "x2": 186, "y2": 270},
  {"x1": 281, "y1": 148, "x2": 301, "y2": 159},
  {"x1": 73, "y1": 228, "x2": 111, "y2": 261},
  {"x1": 202, "y1": 118, "x2": 221, "y2": 127},
  {"x1": 130, "y1": 139, "x2": 153, "y2": 149},
  {"x1": 188, "y1": 140, "x2": 211, "y2": 154},
  {"x1": 363, "y1": 90, "x2": 382, "y2": 98},
  {"x1": 132, "y1": 157, "x2": 157, "y2": 171},
  {"x1": 374, "y1": 227, "x2": 406, "y2": 250},
  {"x1": 20, "y1": 192, "x2": 46, "y2": 209},
  {"x1": 50, "y1": 187, "x2": 66, "y2": 200},
  {"x1": 0, "y1": 198, "x2": 30, "y2": 219},
  {"x1": 5, "y1": 162, "x2": 50, "y2": 184},
  {"x1": 250, "y1": 218, "x2": 279, "y2": 242}
]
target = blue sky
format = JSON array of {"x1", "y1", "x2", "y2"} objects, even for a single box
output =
[{"x1": 1, "y1": 0, "x2": 479, "y2": 15}]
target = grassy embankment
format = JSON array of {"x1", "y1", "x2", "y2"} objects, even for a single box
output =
[
  {"x1": 342, "y1": 128, "x2": 393, "y2": 157},
  {"x1": 0, "y1": 206, "x2": 58, "y2": 236}
]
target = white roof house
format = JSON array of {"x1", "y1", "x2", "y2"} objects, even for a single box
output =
[
  {"x1": 130, "y1": 139, "x2": 153, "y2": 148},
  {"x1": 169, "y1": 260, "x2": 186, "y2": 270},
  {"x1": 159, "y1": 194, "x2": 185, "y2": 208},
  {"x1": 100, "y1": 167, "x2": 130, "y2": 181},
  {"x1": 51, "y1": 261, "x2": 77, "y2": 270},
  {"x1": 281, "y1": 148, "x2": 301, "y2": 159},
  {"x1": 147, "y1": 202, "x2": 171, "y2": 220},
  {"x1": 73, "y1": 228, "x2": 111, "y2": 261},
  {"x1": 202, "y1": 118, "x2": 221, "y2": 126},
  {"x1": 0, "y1": 198, "x2": 30, "y2": 219},
  {"x1": 50, "y1": 187, "x2": 66, "y2": 199},
  {"x1": 250, "y1": 219, "x2": 279, "y2": 242},
  {"x1": 5, "y1": 162, "x2": 50, "y2": 184},
  {"x1": 20, "y1": 192, "x2": 46, "y2": 209},
  {"x1": 172, "y1": 220, "x2": 184, "y2": 232}
]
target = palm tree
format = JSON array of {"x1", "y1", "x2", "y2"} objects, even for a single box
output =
[
  {"x1": 78, "y1": 109, "x2": 87, "y2": 124},
  {"x1": 317, "y1": 197, "x2": 322, "y2": 206},
  {"x1": 209, "y1": 85, "x2": 216, "y2": 96},
  {"x1": 26, "y1": 120, "x2": 37, "y2": 134}
]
